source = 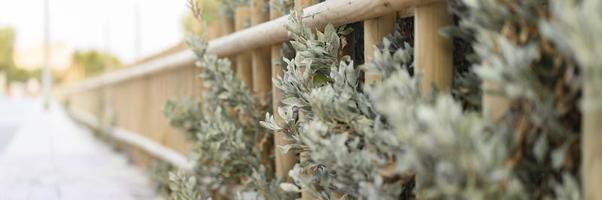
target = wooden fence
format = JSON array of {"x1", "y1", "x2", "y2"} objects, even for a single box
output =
[{"x1": 59, "y1": 0, "x2": 600, "y2": 198}]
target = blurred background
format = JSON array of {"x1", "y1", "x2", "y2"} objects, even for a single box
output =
[
  {"x1": 0, "y1": 0, "x2": 220, "y2": 97},
  {"x1": 0, "y1": 1, "x2": 219, "y2": 199}
]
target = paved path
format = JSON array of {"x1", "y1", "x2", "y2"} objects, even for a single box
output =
[{"x1": 0, "y1": 97, "x2": 160, "y2": 200}]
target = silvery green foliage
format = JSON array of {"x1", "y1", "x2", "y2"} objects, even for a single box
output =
[
  {"x1": 221, "y1": 0, "x2": 249, "y2": 17},
  {"x1": 542, "y1": 0, "x2": 602, "y2": 110},
  {"x1": 150, "y1": 161, "x2": 176, "y2": 196},
  {"x1": 261, "y1": 11, "x2": 352, "y2": 153},
  {"x1": 167, "y1": 1, "x2": 587, "y2": 199},
  {"x1": 265, "y1": 2, "x2": 585, "y2": 198},
  {"x1": 452, "y1": 69, "x2": 482, "y2": 110},
  {"x1": 165, "y1": 37, "x2": 258, "y2": 197},
  {"x1": 364, "y1": 38, "x2": 413, "y2": 80},
  {"x1": 164, "y1": 98, "x2": 204, "y2": 140},
  {"x1": 455, "y1": 0, "x2": 582, "y2": 198},
  {"x1": 370, "y1": 78, "x2": 526, "y2": 199},
  {"x1": 261, "y1": 11, "x2": 415, "y2": 199},
  {"x1": 263, "y1": 10, "x2": 518, "y2": 199},
  {"x1": 169, "y1": 171, "x2": 201, "y2": 200},
  {"x1": 366, "y1": 0, "x2": 585, "y2": 198},
  {"x1": 269, "y1": 0, "x2": 293, "y2": 14},
  {"x1": 187, "y1": 36, "x2": 261, "y2": 126},
  {"x1": 362, "y1": 35, "x2": 532, "y2": 199},
  {"x1": 541, "y1": 0, "x2": 602, "y2": 198},
  {"x1": 165, "y1": 36, "x2": 292, "y2": 199},
  {"x1": 248, "y1": 167, "x2": 298, "y2": 200},
  {"x1": 549, "y1": 0, "x2": 602, "y2": 68},
  {"x1": 262, "y1": 11, "x2": 388, "y2": 198}
]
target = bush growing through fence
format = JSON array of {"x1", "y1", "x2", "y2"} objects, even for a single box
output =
[
  {"x1": 162, "y1": 0, "x2": 601, "y2": 199},
  {"x1": 165, "y1": 21, "x2": 292, "y2": 199}
]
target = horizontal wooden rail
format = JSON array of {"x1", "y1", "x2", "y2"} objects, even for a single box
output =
[
  {"x1": 60, "y1": 0, "x2": 438, "y2": 95},
  {"x1": 69, "y1": 109, "x2": 193, "y2": 171},
  {"x1": 211, "y1": 0, "x2": 436, "y2": 56}
]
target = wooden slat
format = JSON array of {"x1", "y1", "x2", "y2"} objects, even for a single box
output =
[
  {"x1": 584, "y1": 76, "x2": 602, "y2": 200},
  {"x1": 220, "y1": 16, "x2": 235, "y2": 37},
  {"x1": 415, "y1": 1, "x2": 453, "y2": 93},
  {"x1": 220, "y1": 16, "x2": 237, "y2": 73},
  {"x1": 364, "y1": 14, "x2": 396, "y2": 84},
  {"x1": 207, "y1": 22, "x2": 221, "y2": 40},
  {"x1": 482, "y1": 81, "x2": 510, "y2": 120},
  {"x1": 252, "y1": 0, "x2": 272, "y2": 99},
  {"x1": 295, "y1": 1, "x2": 320, "y2": 199},
  {"x1": 271, "y1": 1, "x2": 297, "y2": 181},
  {"x1": 251, "y1": 0, "x2": 274, "y2": 172},
  {"x1": 235, "y1": 7, "x2": 254, "y2": 89}
]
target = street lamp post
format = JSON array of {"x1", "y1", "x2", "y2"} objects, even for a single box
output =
[
  {"x1": 134, "y1": 2, "x2": 141, "y2": 61},
  {"x1": 43, "y1": 0, "x2": 52, "y2": 110}
]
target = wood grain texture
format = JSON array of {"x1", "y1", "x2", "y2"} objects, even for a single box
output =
[
  {"x1": 584, "y1": 81, "x2": 602, "y2": 200},
  {"x1": 251, "y1": 0, "x2": 274, "y2": 174},
  {"x1": 364, "y1": 14, "x2": 396, "y2": 84},
  {"x1": 220, "y1": 16, "x2": 235, "y2": 37},
  {"x1": 415, "y1": 1, "x2": 453, "y2": 93},
  {"x1": 297, "y1": 2, "x2": 320, "y2": 200},
  {"x1": 482, "y1": 81, "x2": 510, "y2": 120},
  {"x1": 294, "y1": 0, "x2": 319, "y2": 10},
  {"x1": 220, "y1": 17, "x2": 237, "y2": 73},
  {"x1": 270, "y1": 2, "x2": 298, "y2": 181},
  {"x1": 235, "y1": 7, "x2": 254, "y2": 89},
  {"x1": 252, "y1": 0, "x2": 272, "y2": 97},
  {"x1": 300, "y1": 151, "x2": 315, "y2": 200},
  {"x1": 207, "y1": 21, "x2": 222, "y2": 40}
]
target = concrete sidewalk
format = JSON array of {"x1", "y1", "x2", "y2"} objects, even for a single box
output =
[{"x1": 0, "y1": 99, "x2": 160, "y2": 200}]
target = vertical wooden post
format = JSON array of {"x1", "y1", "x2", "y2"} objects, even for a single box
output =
[
  {"x1": 251, "y1": 0, "x2": 274, "y2": 173},
  {"x1": 415, "y1": 1, "x2": 453, "y2": 93},
  {"x1": 155, "y1": 75, "x2": 165, "y2": 163},
  {"x1": 364, "y1": 14, "x2": 396, "y2": 84},
  {"x1": 139, "y1": 78, "x2": 152, "y2": 168},
  {"x1": 251, "y1": 0, "x2": 271, "y2": 100},
  {"x1": 219, "y1": 16, "x2": 235, "y2": 37},
  {"x1": 294, "y1": 1, "x2": 319, "y2": 199},
  {"x1": 583, "y1": 76, "x2": 602, "y2": 200},
  {"x1": 294, "y1": 0, "x2": 318, "y2": 11},
  {"x1": 235, "y1": 7, "x2": 253, "y2": 89},
  {"x1": 220, "y1": 16, "x2": 237, "y2": 73},
  {"x1": 349, "y1": 12, "x2": 397, "y2": 200},
  {"x1": 212, "y1": 16, "x2": 239, "y2": 121},
  {"x1": 207, "y1": 21, "x2": 221, "y2": 40},
  {"x1": 271, "y1": 0, "x2": 297, "y2": 181},
  {"x1": 482, "y1": 82, "x2": 510, "y2": 120},
  {"x1": 101, "y1": 85, "x2": 113, "y2": 130}
]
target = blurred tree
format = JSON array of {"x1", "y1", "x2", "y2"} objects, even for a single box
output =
[
  {"x1": 0, "y1": 27, "x2": 40, "y2": 82},
  {"x1": 71, "y1": 50, "x2": 121, "y2": 77},
  {"x1": 181, "y1": 0, "x2": 221, "y2": 35},
  {"x1": 58, "y1": 50, "x2": 120, "y2": 84},
  {"x1": 0, "y1": 27, "x2": 15, "y2": 71}
]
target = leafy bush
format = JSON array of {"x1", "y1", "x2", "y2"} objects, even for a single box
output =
[
  {"x1": 165, "y1": 31, "x2": 291, "y2": 200},
  {"x1": 164, "y1": 0, "x2": 599, "y2": 198}
]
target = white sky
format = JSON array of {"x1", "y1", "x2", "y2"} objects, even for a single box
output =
[{"x1": 0, "y1": 0, "x2": 189, "y2": 64}]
